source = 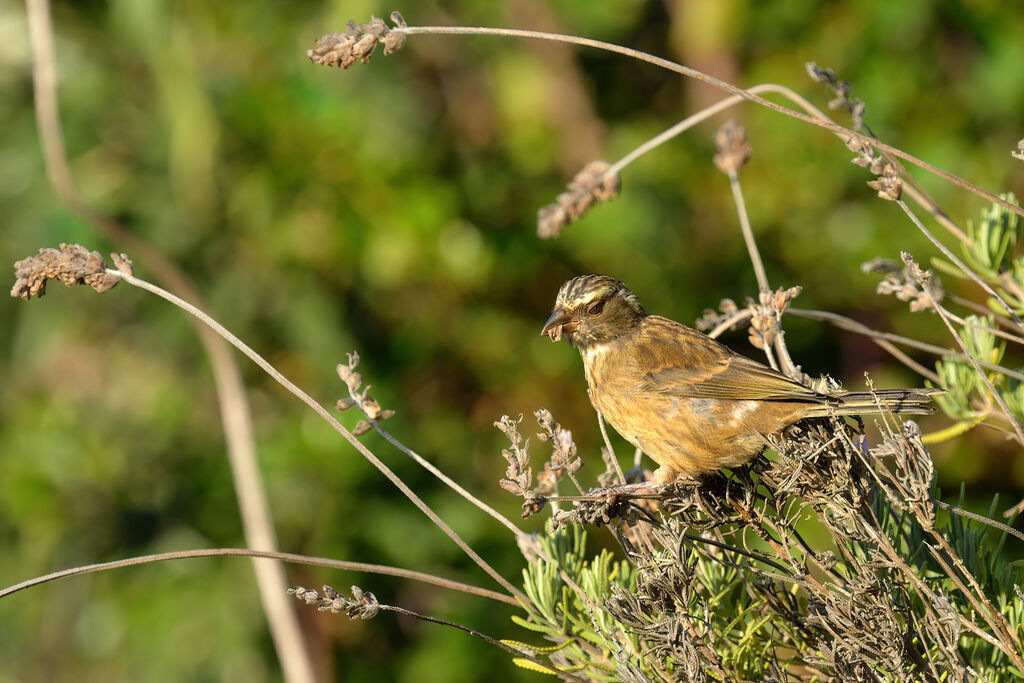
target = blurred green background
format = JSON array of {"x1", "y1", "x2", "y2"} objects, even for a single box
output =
[{"x1": 2, "y1": 0, "x2": 1023, "y2": 680}]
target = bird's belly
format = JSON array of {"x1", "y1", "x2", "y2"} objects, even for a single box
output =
[{"x1": 591, "y1": 388, "x2": 769, "y2": 475}]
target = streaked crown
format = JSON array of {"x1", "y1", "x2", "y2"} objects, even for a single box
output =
[
  {"x1": 555, "y1": 274, "x2": 637, "y2": 310},
  {"x1": 545, "y1": 274, "x2": 646, "y2": 348}
]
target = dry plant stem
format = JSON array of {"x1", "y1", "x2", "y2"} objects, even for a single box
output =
[
  {"x1": 772, "y1": 332, "x2": 802, "y2": 383},
  {"x1": 111, "y1": 269, "x2": 528, "y2": 604},
  {"x1": 944, "y1": 309, "x2": 1024, "y2": 346},
  {"x1": 896, "y1": 199, "x2": 1024, "y2": 330},
  {"x1": 794, "y1": 77, "x2": 971, "y2": 246},
  {"x1": 948, "y1": 294, "x2": 1018, "y2": 330},
  {"x1": 0, "y1": 548, "x2": 517, "y2": 606},
  {"x1": 1003, "y1": 497, "x2": 1024, "y2": 520},
  {"x1": 393, "y1": 25, "x2": 1024, "y2": 220},
  {"x1": 926, "y1": 292, "x2": 1024, "y2": 446},
  {"x1": 722, "y1": 163, "x2": 808, "y2": 381},
  {"x1": 376, "y1": 606, "x2": 587, "y2": 682},
  {"x1": 898, "y1": 210, "x2": 1024, "y2": 444},
  {"x1": 596, "y1": 411, "x2": 627, "y2": 484},
  {"x1": 606, "y1": 84, "x2": 809, "y2": 178},
  {"x1": 706, "y1": 308, "x2": 754, "y2": 339},
  {"x1": 788, "y1": 308, "x2": 1024, "y2": 383},
  {"x1": 927, "y1": 533, "x2": 1020, "y2": 654},
  {"x1": 925, "y1": 543, "x2": 1021, "y2": 665},
  {"x1": 901, "y1": 185, "x2": 970, "y2": 246},
  {"x1": 351, "y1": 380, "x2": 602, "y2": 620},
  {"x1": 24, "y1": 2, "x2": 314, "y2": 682},
  {"x1": 354, "y1": 395, "x2": 524, "y2": 538},
  {"x1": 876, "y1": 339, "x2": 940, "y2": 383},
  {"x1": 726, "y1": 170, "x2": 769, "y2": 294},
  {"x1": 620, "y1": 78, "x2": 972, "y2": 249},
  {"x1": 760, "y1": 335, "x2": 781, "y2": 372},
  {"x1": 857, "y1": 506, "x2": 1009, "y2": 655}
]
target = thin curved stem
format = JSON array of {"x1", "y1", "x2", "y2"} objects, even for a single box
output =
[
  {"x1": 896, "y1": 199, "x2": 1024, "y2": 330},
  {"x1": 355, "y1": 397, "x2": 525, "y2": 538},
  {"x1": 108, "y1": 269, "x2": 528, "y2": 604},
  {"x1": 943, "y1": 309, "x2": 1024, "y2": 346},
  {"x1": 605, "y1": 84, "x2": 801, "y2": 178},
  {"x1": 397, "y1": 25, "x2": 1024, "y2": 220},
  {"x1": 706, "y1": 309, "x2": 754, "y2": 340},
  {"x1": 910, "y1": 269, "x2": 1024, "y2": 447},
  {"x1": 596, "y1": 411, "x2": 627, "y2": 485},
  {"x1": 929, "y1": 499, "x2": 1024, "y2": 545},
  {"x1": 378, "y1": 604, "x2": 588, "y2": 681},
  {"x1": 788, "y1": 308, "x2": 1024, "y2": 383},
  {"x1": 0, "y1": 548, "x2": 518, "y2": 605},
  {"x1": 727, "y1": 169, "x2": 769, "y2": 293}
]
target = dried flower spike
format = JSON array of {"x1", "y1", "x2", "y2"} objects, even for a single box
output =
[
  {"x1": 537, "y1": 160, "x2": 621, "y2": 239},
  {"x1": 288, "y1": 584, "x2": 380, "y2": 619},
  {"x1": 867, "y1": 162, "x2": 903, "y2": 201},
  {"x1": 11, "y1": 243, "x2": 126, "y2": 300},
  {"x1": 748, "y1": 286, "x2": 800, "y2": 350},
  {"x1": 713, "y1": 120, "x2": 752, "y2": 175},
  {"x1": 862, "y1": 256, "x2": 943, "y2": 313},
  {"x1": 337, "y1": 352, "x2": 362, "y2": 392},
  {"x1": 806, "y1": 61, "x2": 867, "y2": 130},
  {"x1": 307, "y1": 14, "x2": 406, "y2": 69},
  {"x1": 496, "y1": 415, "x2": 533, "y2": 497}
]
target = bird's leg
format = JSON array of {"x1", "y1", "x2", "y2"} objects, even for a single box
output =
[
  {"x1": 600, "y1": 464, "x2": 683, "y2": 498},
  {"x1": 651, "y1": 465, "x2": 680, "y2": 487}
]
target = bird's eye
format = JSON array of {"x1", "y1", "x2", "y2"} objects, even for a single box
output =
[{"x1": 587, "y1": 300, "x2": 605, "y2": 316}]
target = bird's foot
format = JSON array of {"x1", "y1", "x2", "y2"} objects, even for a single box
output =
[
  {"x1": 597, "y1": 466, "x2": 688, "y2": 499},
  {"x1": 651, "y1": 465, "x2": 681, "y2": 487}
]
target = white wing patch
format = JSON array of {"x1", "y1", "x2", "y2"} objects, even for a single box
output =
[{"x1": 729, "y1": 400, "x2": 760, "y2": 425}]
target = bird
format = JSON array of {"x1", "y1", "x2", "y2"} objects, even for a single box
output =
[{"x1": 541, "y1": 274, "x2": 938, "y2": 484}]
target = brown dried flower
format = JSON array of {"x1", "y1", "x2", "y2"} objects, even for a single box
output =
[
  {"x1": 713, "y1": 120, "x2": 752, "y2": 175},
  {"x1": 496, "y1": 415, "x2": 533, "y2": 497},
  {"x1": 862, "y1": 255, "x2": 943, "y2": 312},
  {"x1": 534, "y1": 408, "x2": 582, "y2": 491},
  {"x1": 11, "y1": 243, "x2": 128, "y2": 300},
  {"x1": 337, "y1": 352, "x2": 363, "y2": 392},
  {"x1": 867, "y1": 162, "x2": 903, "y2": 201},
  {"x1": 806, "y1": 62, "x2": 867, "y2": 131},
  {"x1": 289, "y1": 584, "x2": 380, "y2": 619},
  {"x1": 307, "y1": 13, "x2": 407, "y2": 69},
  {"x1": 748, "y1": 286, "x2": 801, "y2": 350},
  {"x1": 537, "y1": 161, "x2": 621, "y2": 239}
]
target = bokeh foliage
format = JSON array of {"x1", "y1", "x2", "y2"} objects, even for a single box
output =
[{"x1": 1, "y1": 1, "x2": 1023, "y2": 680}]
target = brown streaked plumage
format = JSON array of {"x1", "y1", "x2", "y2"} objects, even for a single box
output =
[{"x1": 542, "y1": 274, "x2": 938, "y2": 482}]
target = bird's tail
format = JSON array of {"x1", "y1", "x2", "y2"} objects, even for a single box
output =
[{"x1": 803, "y1": 388, "x2": 943, "y2": 418}]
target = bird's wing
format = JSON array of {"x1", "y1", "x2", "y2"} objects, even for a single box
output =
[{"x1": 632, "y1": 316, "x2": 827, "y2": 403}]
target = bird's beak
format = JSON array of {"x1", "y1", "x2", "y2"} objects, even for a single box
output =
[{"x1": 541, "y1": 306, "x2": 573, "y2": 342}]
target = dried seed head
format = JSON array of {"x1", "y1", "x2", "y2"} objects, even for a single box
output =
[
  {"x1": 713, "y1": 120, "x2": 752, "y2": 174},
  {"x1": 307, "y1": 14, "x2": 406, "y2": 69},
  {"x1": 337, "y1": 352, "x2": 362, "y2": 391},
  {"x1": 867, "y1": 162, "x2": 903, "y2": 201},
  {"x1": 863, "y1": 255, "x2": 943, "y2": 312},
  {"x1": 11, "y1": 243, "x2": 126, "y2": 300},
  {"x1": 496, "y1": 415, "x2": 533, "y2": 497},
  {"x1": 288, "y1": 584, "x2": 380, "y2": 619},
  {"x1": 806, "y1": 62, "x2": 867, "y2": 130},
  {"x1": 361, "y1": 396, "x2": 383, "y2": 420},
  {"x1": 537, "y1": 161, "x2": 621, "y2": 238}
]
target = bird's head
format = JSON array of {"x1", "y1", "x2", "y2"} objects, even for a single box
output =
[{"x1": 541, "y1": 274, "x2": 646, "y2": 349}]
